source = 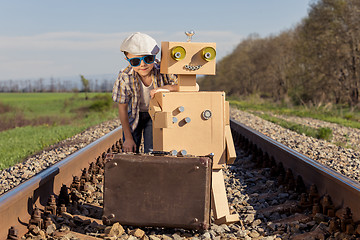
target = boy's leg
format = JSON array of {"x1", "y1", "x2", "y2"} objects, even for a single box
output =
[
  {"x1": 131, "y1": 119, "x2": 143, "y2": 153},
  {"x1": 131, "y1": 112, "x2": 151, "y2": 153},
  {"x1": 142, "y1": 112, "x2": 153, "y2": 153}
]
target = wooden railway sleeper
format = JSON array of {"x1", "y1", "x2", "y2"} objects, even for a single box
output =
[{"x1": 233, "y1": 130, "x2": 360, "y2": 237}]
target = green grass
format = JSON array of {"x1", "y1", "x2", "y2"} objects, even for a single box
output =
[
  {"x1": 0, "y1": 92, "x2": 118, "y2": 170},
  {"x1": 0, "y1": 92, "x2": 105, "y2": 119},
  {"x1": 256, "y1": 113, "x2": 333, "y2": 141},
  {"x1": 228, "y1": 97, "x2": 360, "y2": 129},
  {"x1": 0, "y1": 125, "x2": 82, "y2": 169}
]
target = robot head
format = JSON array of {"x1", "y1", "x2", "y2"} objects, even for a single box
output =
[{"x1": 160, "y1": 41, "x2": 216, "y2": 75}]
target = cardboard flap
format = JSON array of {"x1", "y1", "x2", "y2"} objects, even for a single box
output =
[
  {"x1": 225, "y1": 100, "x2": 230, "y2": 125},
  {"x1": 154, "y1": 111, "x2": 172, "y2": 129},
  {"x1": 225, "y1": 125, "x2": 236, "y2": 164},
  {"x1": 149, "y1": 98, "x2": 161, "y2": 121}
]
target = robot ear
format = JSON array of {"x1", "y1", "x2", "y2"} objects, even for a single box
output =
[
  {"x1": 171, "y1": 46, "x2": 186, "y2": 61},
  {"x1": 202, "y1": 47, "x2": 216, "y2": 61}
]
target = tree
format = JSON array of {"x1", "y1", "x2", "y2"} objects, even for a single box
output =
[
  {"x1": 200, "y1": 0, "x2": 360, "y2": 108},
  {"x1": 80, "y1": 75, "x2": 90, "y2": 100},
  {"x1": 293, "y1": 0, "x2": 360, "y2": 106}
]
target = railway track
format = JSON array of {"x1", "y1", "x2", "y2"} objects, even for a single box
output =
[{"x1": 1, "y1": 119, "x2": 360, "y2": 239}]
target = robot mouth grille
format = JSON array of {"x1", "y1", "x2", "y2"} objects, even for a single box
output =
[{"x1": 184, "y1": 65, "x2": 202, "y2": 71}]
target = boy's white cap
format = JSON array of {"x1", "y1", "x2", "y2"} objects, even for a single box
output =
[{"x1": 120, "y1": 32, "x2": 160, "y2": 55}]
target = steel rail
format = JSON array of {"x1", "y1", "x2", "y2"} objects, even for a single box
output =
[
  {"x1": 2, "y1": 119, "x2": 360, "y2": 238},
  {"x1": 230, "y1": 119, "x2": 360, "y2": 222},
  {"x1": 0, "y1": 126, "x2": 122, "y2": 239}
]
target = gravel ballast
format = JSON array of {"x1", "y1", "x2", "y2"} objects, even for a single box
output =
[
  {"x1": 1, "y1": 108, "x2": 360, "y2": 194},
  {"x1": 230, "y1": 108, "x2": 360, "y2": 183},
  {"x1": 2, "y1": 108, "x2": 360, "y2": 239}
]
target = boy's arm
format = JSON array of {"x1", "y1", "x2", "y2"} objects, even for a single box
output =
[{"x1": 118, "y1": 103, "x2": 136, "y2": 152}]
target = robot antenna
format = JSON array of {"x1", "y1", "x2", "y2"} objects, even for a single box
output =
[{"x1": 185, "y1": 30, "x2": 195, "y2": 42}]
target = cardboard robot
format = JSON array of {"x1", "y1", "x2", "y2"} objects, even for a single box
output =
[{"x1": 149, "y1": 31, "x2": 239, "y2": 224}]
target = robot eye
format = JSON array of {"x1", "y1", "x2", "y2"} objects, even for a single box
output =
[
  {"x1": 171, "y1": 46, "x2": 186, "y2": 61},
  {"x1": 202, "y1": 47, "x2": 216, "y2": 61}
]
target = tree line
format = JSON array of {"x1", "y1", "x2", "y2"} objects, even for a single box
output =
[
  {"x1": 0, "y1": 76, "x2": 114, "y2": 93},
  {"x1": 199, "y1": 0, "x2": 360, "y2": 108}
]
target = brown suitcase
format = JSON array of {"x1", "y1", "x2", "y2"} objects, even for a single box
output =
[{"x1": 103, "y1": 153, "x2": 212, "y2": 230}]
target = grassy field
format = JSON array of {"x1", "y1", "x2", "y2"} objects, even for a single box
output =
[{"x1": 0, "y1": 92, "x2": 118, "y2": 170}]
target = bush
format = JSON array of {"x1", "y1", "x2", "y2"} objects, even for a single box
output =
[
  {"x1": 89, "y1": 94, "x2": 113, "y2": 112},
  {"x1": 317, "y1": 127, "x2": 332, "y2": 141},
  {"x1": 344, "y1": 113, "x2": 353, "y2": 120},
  {"x1": 0, "y1": 102, "x2": 12, "y2": 113}
]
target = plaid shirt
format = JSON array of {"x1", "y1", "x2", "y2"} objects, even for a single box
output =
[{"x1": 112, "y1": 62, "x2": 177, "y2": 131}]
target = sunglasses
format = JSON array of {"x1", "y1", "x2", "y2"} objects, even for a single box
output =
[{"x1": 126, "y1": 55, "x2": 155, "y2": 67}]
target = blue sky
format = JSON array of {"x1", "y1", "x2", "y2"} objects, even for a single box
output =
[{"x1": 0, "y1": 0, "x2": 313, "y2": 81}]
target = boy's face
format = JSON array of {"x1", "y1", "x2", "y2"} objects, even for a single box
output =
[{"x1": 126, "y1": 53, "x2": 154, "y2": 78}]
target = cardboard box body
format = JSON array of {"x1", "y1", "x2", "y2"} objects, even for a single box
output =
[
  {"x1": 103, "y1": 154, "x2": 212, "y2": 230},
  {"x1": 150, "y1": 91, "x2": 226, "y2": 168}
]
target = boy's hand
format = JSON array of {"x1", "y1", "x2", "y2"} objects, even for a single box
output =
[{"x1": 122, "y1": 138, "x2": 136, "y2": 152}]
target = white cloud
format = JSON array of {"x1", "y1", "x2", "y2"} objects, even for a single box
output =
[
  {"x1": 0, "y1": 31, "x2": 243, "y2": 80},
  {"x1": 0, "y1": 30, "x2": 242, "y2": 54},
  {"x1": 0, "y1": 32, "x2": 129, "y2": 51}
]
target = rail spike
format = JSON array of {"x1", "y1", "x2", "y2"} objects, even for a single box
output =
[{"x1": 7, "y1": 226, "x2": 18, "y2": 240}]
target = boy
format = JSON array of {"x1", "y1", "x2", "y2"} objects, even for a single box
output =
[{"x1": 112, "y1": 32, "x2": 177, "y2": 153}]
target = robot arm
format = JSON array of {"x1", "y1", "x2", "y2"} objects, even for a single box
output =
[{"x1": 148, "y1": 96, "x2": 173, "y2": 129}]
